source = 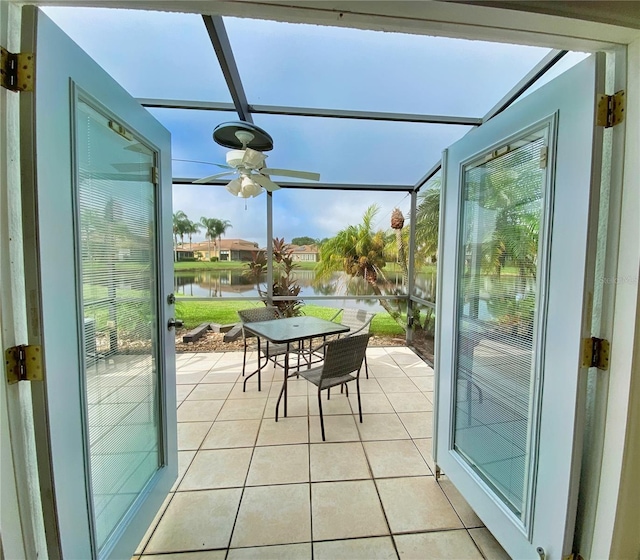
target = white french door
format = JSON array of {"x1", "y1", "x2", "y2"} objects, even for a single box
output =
[
  {"x1": 435, "y1": 54, "x2": 605, "y2": 559},
  {"x1": 21, "y1": 8, "x2": 177, "y2": 559}
]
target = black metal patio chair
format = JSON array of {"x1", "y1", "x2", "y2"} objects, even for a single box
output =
[
  {"x1": 237, "y1": 306, "x2": 288, "y2": 391},
  {"x1": 337, "y1": 308, "x2": 375, "y2": 378},
  {"x1": 296, "y1": 333, "x2": 371, "y2": 441},
  {"x1": 306, "y1": 308, "x2": 375, "y2": 380}
]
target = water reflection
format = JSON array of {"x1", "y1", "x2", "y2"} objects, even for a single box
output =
[{"x1": 174, "y1": 268, "x2": 437, "y2": 312}]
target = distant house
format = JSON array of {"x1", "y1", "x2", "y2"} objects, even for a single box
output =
[
  {"x1": 219, "y1": 239, "x2": 263, "y2": 262},
  {"x1": 190, "y1": 239, "x2": 262, "y2": 262},
  {"x1": 175, "y1": 248, "x2": 195, "y2": 261},
  {"x1": 290, "y1": 244, "x2": 320, "y2": 262}
]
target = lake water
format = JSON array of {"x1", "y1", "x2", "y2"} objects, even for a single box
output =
[{"x1": 174, "y1": 268, "x2": 437, "y2": 313}]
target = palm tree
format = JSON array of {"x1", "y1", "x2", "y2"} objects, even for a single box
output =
[
  {"x1": 199, "y1": 217, "x2": 218, "y2": 260},
  {"x1": 212, "y1": 219, "x2": 232, "y2": 260},
  {"x1": 415, "y1": 176, "x2": 442, "y2": 265},
  {"x1": 316, "y1": 205, "x2": 405, "y2": 329},
  {"x1": 184, "y1": 219, "x2": 200, "y2": 248},
  {"x1": 390, "y1": 208, "x2": 408, "y2": 286},
  {"x1": 172, "y1": 210, "x2": 188, "y2": 261}
]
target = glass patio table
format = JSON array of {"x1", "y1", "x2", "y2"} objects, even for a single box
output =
[{"x1": 242, "y1": 315, "x2": 350, "y2": 420}]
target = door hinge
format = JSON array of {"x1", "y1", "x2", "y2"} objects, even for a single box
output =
[
  {"x1": 151, "y1": 166, "x2": 159, "y2": 185},
  {"x1": 539, "y1": 146, "x2": 548, "y2": 169},
  {"x1": 108, "y1": 120, "x2": 133, "y2": 140},
  {"x1": 582, "y1": 337, "x2": 610, "y2": 370},
  {"x1": 5, "y1": 345, "x2": 43, "y2": 384},
  {"x1": 1, "y1": 47, "x2": 34, "y2": 92},
  {"x1": 597, "y1": 91, "x2": 625, "y2": 128}
]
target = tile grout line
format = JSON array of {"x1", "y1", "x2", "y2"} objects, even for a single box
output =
[
  {"x1": 221, "y1": 359, "x2": 272, "y2": 557},
  {"x1": 360, "y1": 414, "x2": 402, "y2": 560},
  {"x1": 307, "y1": 401, "x2": 314, "y2": 560},
  {"x1": 149, "y1": 352, "x2": 254, "y2": 556},
  {"x1": 178, "y1": 357, "x2": 246, "y2": 558},
  {"x1": 345, "y1": 384, "x2": 401, "y2": 559},
  {"x1": 139, "y1": 352, "x2": 212, "y2": 556},
  {"x1": 168, "y1": 349, "x2": 486, "y2": 560}
]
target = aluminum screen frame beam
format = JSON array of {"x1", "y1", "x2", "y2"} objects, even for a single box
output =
[
  {"x1": 202, "y1": 15, "x2": 253, "y2": 123},
  {"x1": 172, "y1": 178, "x2": 415, "y2": 192},
  {"x1": 138, "y1": 98, "x2": 481, "y2": 126},
  {"x1": 413, "y1": 161, "x2": 444, "y2": 192},
  {"x1": 137, "y1": 99, "x2": 237, "y2": 112},
  {"x1": 482, "y1": 48, "x2": 568, "y2": 122},
  {"x1": 411, "y1": 48, "x2": 568, "y2": 193},
  {"x1": 250, "y1": 104, "x2": 481, "y2": 126}
]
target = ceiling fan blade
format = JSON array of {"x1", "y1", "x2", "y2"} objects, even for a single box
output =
[
  {"x1": 112, "y1": 162, "x2": 151, "y2": 172},
  {"x1": 193, "y1": 171, "x2": 235, "y2": 184},
  {"x1": 261, "y1": 168, "x2": 320, "y2": 181},
  {"x1": 123, "y1": 143, "x2": 150, "y2": 154},
  {"x1": 252, "y1": 173, "x2": 281, "y2": 192},
  {"x1": 173, "y1": 158, "x2": 233, "y2": 169}
]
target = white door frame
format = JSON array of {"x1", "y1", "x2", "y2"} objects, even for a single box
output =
[{"x1": 2, "y1": 3, "x2": 638, "y2": 559}]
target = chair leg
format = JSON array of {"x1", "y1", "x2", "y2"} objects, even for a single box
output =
[
  {"x1": 356, "y1": 378, "x2": 363, "y2": 423},
  {"x1": 257, "y1": 339, "x2": 262, "y2": 391},
  {"x1": 243, "y1": 339, "x2": 263, "y2": 393},
  {"x1": 364, "y1": 354, "x2": 369, "y2": 379},
  {"x1": 275, "y1": 383, "x2": 285, "y2": 422},
  {"x1": 327, "y1": 387, "x2": 330, "y2": 400},
  {"x1": 344, "y1": 383, "x2": 349, "y2": 398},
  {"x1": 242, "y1": 339, "x2": 248, "y2": 377},
  {"x1": 318, "y1": 389, "x2": 326, "y2": 441}
]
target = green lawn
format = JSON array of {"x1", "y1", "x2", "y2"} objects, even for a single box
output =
[
  {"x1": 174, "y1": 300, "x2": 405, "y2": 337},
  {"x1": 173, "y1": 259, "x2": 433, "y2": 337}
]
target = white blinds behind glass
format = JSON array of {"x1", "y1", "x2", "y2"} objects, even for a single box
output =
[
  {"x1": 76, "y1": 99, "x2": 161, "y2": 553},
  {"x1": 453, "y1": 132, "x2": 546, "y2": 520}
]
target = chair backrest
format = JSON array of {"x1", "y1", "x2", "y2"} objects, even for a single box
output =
[
  {"x1": 320, "y1": 334, "x2": 370, "y2": 385},
  {"x1": 341, "y1": 308, "x2": 375, "y2": 336},
  {"x1": 237, "y1": 306, "x2": 282, "y2": 324}
]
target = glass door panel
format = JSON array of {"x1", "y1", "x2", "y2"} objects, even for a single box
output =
[
  {"x1": 76, "y1": 98, "x2": 161, "y2": 553},
  {"x1": 454, "y1": 129, "x2": 548, "y2": 523}
]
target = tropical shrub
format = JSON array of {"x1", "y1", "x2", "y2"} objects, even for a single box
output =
[{"x1": 244, "y1": 238, "x2": 303, "y2": 317}]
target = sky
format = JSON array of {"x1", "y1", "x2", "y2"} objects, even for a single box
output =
[{"x1": 43, "y1": 7, "x2": 587, "y2": 247}]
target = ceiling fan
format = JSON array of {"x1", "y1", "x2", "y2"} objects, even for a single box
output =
[{"x1": 192, "y1": 121, "x2": 320, "y2": 198}]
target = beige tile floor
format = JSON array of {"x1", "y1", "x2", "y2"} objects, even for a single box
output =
[{"x1": 133, "y1": 347, "x2": 511, "y2": 560}]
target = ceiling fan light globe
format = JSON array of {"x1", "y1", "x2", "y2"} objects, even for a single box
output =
[
  {"x1": 240, "y1": 176, "x2": 263, "y2": 198},
  {"x1": 225, "y1": 177, "x2": 242, "y2": 196}
]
